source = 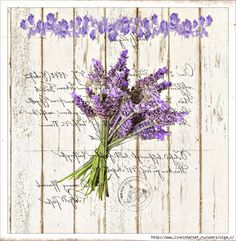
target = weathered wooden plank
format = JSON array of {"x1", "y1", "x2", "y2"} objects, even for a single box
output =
[
  {"x1": 10, "y1": 8, "x2": 42, "y2": 233},
  {"x1": 42, "y1": 8, "x2": 74, "y2": 233},
  {"x1": 201, "y1": 8, "x2": 228, "y2": 233},
  {"x1": 105, "y1": 7, "x2": 137, "y2": 233},
  {"x1": 168, "y1": 8, "x2": 200, "y2": 233},
  {"x1": 137, "y1": 8, "x2": 170, "y2": 233},
  {"x1": 74, "y1": 7, "x2": 106, "y2": 233}
]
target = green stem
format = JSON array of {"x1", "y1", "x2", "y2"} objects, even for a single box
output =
[
  {"x1": 59, "y1": 119, "x2": 110, "y2": 201},
  {"x1": 98, "y1": 119, "x2": 109, "y2": 200}
]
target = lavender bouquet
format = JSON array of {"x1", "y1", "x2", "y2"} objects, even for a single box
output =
[
  {"x1": 59, "y1": 49, "x2": 187, "y2": 200},
  {"x1": 20, "y1": 12, "x2": 213, "y2": 200}
]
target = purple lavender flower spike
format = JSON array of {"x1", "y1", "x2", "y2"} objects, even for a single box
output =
[
  {"x1": 138, "y1": 125, "x2": 169, "y2": 141},
  {"x1": 120, "y1": 100, "x2": 134, "y2": 116},
  {"x1": 71, "y1": 91, "x2": 95, "y2": 117},
  {"x1": 89, "y1": 59, "x2": 104, "y2": 83},
  {"x1": 117, "y1": 119, "x2": 133, "y2": 138},
  {"x1": 154, "y1": 80, "x2": 172, "y2": 92},
  {"x1": 90, "y1": 94, "x2": 106, "y2": 117},
  {"x1": 135, "y1": 66, "x2": 168, "y2": 88}
]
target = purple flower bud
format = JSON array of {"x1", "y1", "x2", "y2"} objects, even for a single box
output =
[
  {"x1": 69, "y1": 20, "x2": 74, "y2": 29},
  {"x1": 193, "y1": 19, "x2": 198, "y2": 28},
  {"x1": 138, "y1": 27, "x2": 144, "y2": 38},
  {"x1": 36, "y1": 20, "x2": 46, "y2": 35},
  {"x1": 170, "y1": 13, "x2": 180, "y2": 25},
  {"x1": 159, "y1": 20, "x2": 169, "y2": 36},
  {"x1": 121, "y1": 23, "x2": 130, "y2": 35},
  {"x1": 81, "y1": 25, "x2": 89, "y2": 36},
  {"x1": 83, "y1": 15, "x2": 90, "y2": 25},
  {"x1": 58, "y1": 19, "x2": 69, "y2": 38},
  {"x1": 89, "y1": 29, "x2": 96, "y2": 40},
  {"x1": 28, "y1": 14, "x2": 35, "y2": 25},
  {"x1": 142, "y1": 18, "x2": 150, "y2": 29},
  {"x1": 199, "y1": 16, "x2": 205, "y2": 26},
  {"x1": 46, "y1": 13, "x2": 56, "y2": 25},
  {"x1": 76, "y1": 16, "x2": 82, "y2": 26},
  {"x1": 108, "y1": 28, "x2": 118, "y2": 41},
  {"x1": 206, "y1": 15, "x2": 213, "y2": 26},
  {"x1": 145, "y1": 30, "x2": 152, "y2": 40},
  {"x1": 20, "y1": 19, "x2": 27, "y2": 30},
  {"x1": 182, "y1": 19, "x2": 192, "y2": 37},
  {"x1": 151, "y1": 14, "x2": 158, "y2": 25}
]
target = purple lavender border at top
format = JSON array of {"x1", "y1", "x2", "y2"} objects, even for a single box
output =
[{"x1": 20, "y1": 12, "x2": 213, "y2": 41}]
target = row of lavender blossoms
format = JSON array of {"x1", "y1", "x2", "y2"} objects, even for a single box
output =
[{"x1": 20, "y1": 12, "x2": 213, "y2": 41}]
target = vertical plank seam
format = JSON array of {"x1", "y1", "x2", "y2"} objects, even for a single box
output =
[
  {"x1": 103, "y1": 7, "x2": 107, "y2": 234},
  {"x1": 167, "y1": 8, "x2": 171, "y2": 234},
  {"x1": 198, "y1": 7, "x2": 203, "y2": 234},
  {"x1": 72, "y1": 7, "x2": 76, "y2": 234},
  {"x1": 9, "y1": 7, "x2": 12, "y2": 234},
  {"x1": 40, "y1": 7, "x2": 44, "y2": 234},
  {"x1": 135, "y1": 7, "x2": 140, "y2": 234}
]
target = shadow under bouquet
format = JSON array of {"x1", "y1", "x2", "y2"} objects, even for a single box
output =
[{"x1": 59, "y1": 49, "x2": 187, "y2": 200}]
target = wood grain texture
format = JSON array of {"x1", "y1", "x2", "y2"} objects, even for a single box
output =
[
  {"x1": 8, "y1": 7, "x2": 229, "y2": 234},
  {"x1": 201, "y1": 8, "x2": 228, "y2": 233},
  {"x1": 168, "y1": 8, "x2": 200, "y2": 233},
  {"x1": 10, "y1": 8, "x2": 42, "y2": 233},
  {"x1": 137, "y1": 8, "x2": 170, "y2": 233},
  {"x1": 42, "y1": 8, "x2": 75, "y2": 233}
]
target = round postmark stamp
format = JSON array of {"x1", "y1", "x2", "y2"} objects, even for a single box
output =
[{"x1": 118, "y1": 176, "x2": 153, "y2": 211}]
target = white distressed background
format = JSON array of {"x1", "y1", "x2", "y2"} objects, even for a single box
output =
[{"x1": 8, "y1": 7, "x2": 228, "y2": 234}]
